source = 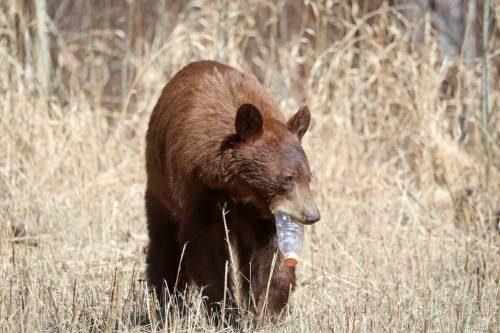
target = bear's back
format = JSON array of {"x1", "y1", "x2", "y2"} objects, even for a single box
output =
[{"x1": 159, "y1": 61, "x2": 282, "y2": 128}]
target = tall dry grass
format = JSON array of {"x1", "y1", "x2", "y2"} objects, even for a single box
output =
[{"x1": 1, "y1": 1, "x2": 499, "y2": 332}]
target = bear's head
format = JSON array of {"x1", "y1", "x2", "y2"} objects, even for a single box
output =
[{"x1": 226, "y1": 103, "x2": 320, "y2": 225}]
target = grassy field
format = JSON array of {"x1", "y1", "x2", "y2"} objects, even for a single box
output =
[{"x1": 1, "y1": 1, "x2": 499, "y2": 332}]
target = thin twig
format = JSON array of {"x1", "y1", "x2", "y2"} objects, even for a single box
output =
[{"x1": 481, "y1": 0, "x2": 492, "y2": 221}]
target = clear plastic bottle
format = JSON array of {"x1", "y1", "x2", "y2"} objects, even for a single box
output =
[{"x1": 275, "y1": 212, "x2": 304, "y2": 266}]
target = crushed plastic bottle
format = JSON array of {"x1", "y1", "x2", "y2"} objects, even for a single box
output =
[{"x1": 275, "y1": 212, "x2": 304, "y2": 266}]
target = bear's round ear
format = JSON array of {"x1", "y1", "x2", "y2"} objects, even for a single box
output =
[
  {"x1": 235, "y1": 103, "x2": 263, "y2": 140},
  {"x1": 287, "y1": 104, "x2": 311, "y2": 141}
]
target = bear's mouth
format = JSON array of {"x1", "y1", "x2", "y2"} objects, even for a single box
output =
[
  {"x1": 268, "y1": 187, "x2": 320, "y2": 225},
  {"x1": 273, "y1": 211, "x2": 303, "y2": 224},
  {"x1": 274, "y1": 211, "x2": 300, "y2": 225},
  {"x1": 269, "y1": 199, "x2": 320, "y2": 225}
]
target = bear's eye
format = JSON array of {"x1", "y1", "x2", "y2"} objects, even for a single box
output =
[{"x1": 284, "y1": 174, "x2": 293, "y2": 182}]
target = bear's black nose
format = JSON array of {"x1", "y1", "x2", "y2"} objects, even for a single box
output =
[{"x1": 303, "y1": 209, "x2": 320, "y2": 225}]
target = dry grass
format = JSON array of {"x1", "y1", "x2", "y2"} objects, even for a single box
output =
[{"x1": 1, "y1": 1, "x2": 499, "y2": 332}]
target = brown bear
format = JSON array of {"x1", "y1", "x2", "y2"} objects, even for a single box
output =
[{"x1": 145, "y1": 60, "x2": 320, "y2": 319}]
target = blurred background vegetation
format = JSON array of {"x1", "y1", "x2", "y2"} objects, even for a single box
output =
[{"x1": 4, "y1": 1, "x2": 499, "y2": 107}]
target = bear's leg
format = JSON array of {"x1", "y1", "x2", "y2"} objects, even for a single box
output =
[
  {"x1": 179, "y1": 218, "x2": 239, "y2": 320},
  {"x1": 182, "y1": 234, "x2": 230, "y2": 304},
  {"x1": 145, "y1": 189, "x2": 184, "y2": 304},
  {"x1": 250, "y1": 238, "x2": 295, "y2": 321}
]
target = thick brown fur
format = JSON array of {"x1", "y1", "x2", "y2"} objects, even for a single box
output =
[{"x1": 145, "y1": 60, "x2": 319, "y2": 319}]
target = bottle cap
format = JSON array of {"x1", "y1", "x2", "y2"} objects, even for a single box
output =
[{"x1": 283, "y1": 252, "x2": 299, "y2": 266}]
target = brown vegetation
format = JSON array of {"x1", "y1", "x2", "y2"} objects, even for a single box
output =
[{"x1": 0, "y1": 0, "x2": 499, "y2": 331}]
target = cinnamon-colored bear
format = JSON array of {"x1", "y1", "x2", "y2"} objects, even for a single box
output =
[{"x1": 145, "y1": 60, "x2": 320, "y2": 318}]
